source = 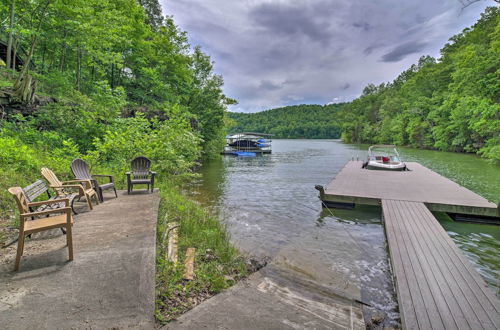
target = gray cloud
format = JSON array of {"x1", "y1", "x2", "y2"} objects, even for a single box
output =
[
  {"x1": 258, "y1": 80, "x2": 282, "y2": 91},
  {"x1": 352, "y1": 22, "x2": 371, "y2": 31},
  {"x1": 380, "y1": 41, "x2": 429, "y2": 62},
  {"x1": 249, "y1": 2, "x2": 334, "y2": 45},
  {"x1": 162, "y1": 0, "x2": 491, "y2": 112}
]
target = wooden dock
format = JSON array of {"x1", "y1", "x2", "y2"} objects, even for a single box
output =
[
  {"x1": 318, "y1": 161, "x2": 500, "y2": 329},
  {"x1": 321, "y1": 161, "x2": 499, "y2": 218}
]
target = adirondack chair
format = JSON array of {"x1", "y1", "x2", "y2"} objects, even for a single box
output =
[
  {"x1": 71, "y1": 159, "x2": 117, "y2": 202},
  {"x1": 126, "y1": 156, "x2": 156, "y2": 194},
  {"x1": 8, "y1": 187, "x2": 74, "y2": 271},
  {"x1": 41, "y1": 167, "x2": 99, "y2": 211}
]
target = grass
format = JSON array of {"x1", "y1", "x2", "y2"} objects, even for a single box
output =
[{"x1": 154, "y1": 181, "x2": 247, "y2": 323}]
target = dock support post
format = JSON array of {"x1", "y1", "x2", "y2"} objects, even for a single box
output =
[{"x1": 315, "y1": 185, "x2": 325, "y2": 200}]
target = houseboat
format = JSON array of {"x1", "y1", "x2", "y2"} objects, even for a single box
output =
[{"x1": 222, "y1": 132, "x2": 273, "y2": 155}]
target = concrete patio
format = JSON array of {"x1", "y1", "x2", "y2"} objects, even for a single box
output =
[{"x1": 0, "y1": 190, "x2": 159, "y2": 329}]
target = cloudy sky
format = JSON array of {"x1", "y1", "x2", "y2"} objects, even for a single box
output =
[{"x1": 160, "y1": 0, "x2": 492, "y2": 112}]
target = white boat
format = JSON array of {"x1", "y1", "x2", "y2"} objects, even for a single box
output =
[{"x1": 363, "y1": 145, "x2": 407, "y2": 171}]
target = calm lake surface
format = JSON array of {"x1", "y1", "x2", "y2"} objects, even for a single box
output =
[{"x1": 190, "y1": 139, "x2": 500, "y2": 326}]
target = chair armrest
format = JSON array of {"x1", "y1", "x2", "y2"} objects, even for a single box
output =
[
  {"x1": 62, "y1": 179, "x2": 92, "y2": 189},
  {"x1": 50, "y1": 184, "x2": 84, "y2": 194},
  {"x1": 125, "y1": 172, "x2": 131, "y2": 175},
  {"x1": 93, "y1": 174, "x2": 114, "y2": 183},
  {"x1": 21, "y1": 206, "x2": 71, "y2": 218},
  {"x1": 150, "y1": 171, "x2": 157, "y2": 175},
  {"x1": 28, "y1": 198, "x2": 70, "y2": 207}
]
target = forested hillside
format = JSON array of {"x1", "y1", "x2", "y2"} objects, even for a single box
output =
[
  {"x1": 0, "y1": 0, "x2": 244, "y2": 320},
  {"x1": 228, "y1": 104, "x2": 344, "y2": 138},
  {"x1": 340, "y1": 7, "x2": 499, "y2": 161},
  {"x1": 0, "y1": 0, "x2": 234, "y2": 157}
]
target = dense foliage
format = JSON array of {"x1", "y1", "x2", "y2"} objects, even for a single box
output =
[
  {"x1": 340, "y1": 7, "x2": 500, "y2": 161},
  {"x1": 0, "y1": 0, "x2": 233, "y2": 155},
  {"x1": 0, "y1": 0, "x2": 244, "y2": 322},
  {"x1": 228, "y1": 104, "x2": 344, "y2": 138}
]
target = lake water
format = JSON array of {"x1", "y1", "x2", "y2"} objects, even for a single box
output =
[{"x1": 190, "y1": 139, "x2": 500, "y2": 327}]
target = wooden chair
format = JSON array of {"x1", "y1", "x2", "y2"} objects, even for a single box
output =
[
  {"x1": 126, "y1": 156, "x2": 156, "y2": 194},
  {"x1": 8, "y1": 187, "x2": 74, "y2": 271},
  {"x1": 71, "y1": 159, "x2": 117, "y2": 202},
  {"x1": 41, "y1": 168, "x2": 98, "y2": 210}
]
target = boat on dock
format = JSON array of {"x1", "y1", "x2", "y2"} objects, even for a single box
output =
[
  {"x1": 222, "y1": 132, "x2": 273, "y2": 155},
  {"x1": 363, "y1": 145, "x2": 406, "y2": 171}
]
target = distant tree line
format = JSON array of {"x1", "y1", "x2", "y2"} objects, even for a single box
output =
[{"x1": 228, "y1": 104, "x2": 344, "y2": 139}]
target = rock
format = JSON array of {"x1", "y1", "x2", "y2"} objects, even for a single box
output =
[
  {"x1": 371, "y1": 311, "x2": 385, "y2": 324},
  {"x1": 245, "y1": 256, "x2": 270, "y2": 273}
]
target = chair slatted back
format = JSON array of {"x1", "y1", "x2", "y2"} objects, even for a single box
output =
[
  {"x1": 131, "y1": 156, "x2": 151, "y2": 179},
  {"x1": 41, "y1": 168, "x2": 64, "y2": 196},
  {"x1": 8, "y1": 187, "x2": 30, "y2": 214},
  {"x1": 23, "y1": 180, "x2": 50, "y2": 202},
  {"x1": 71, "y1": 158, "x2": 92, "y2": 180}
]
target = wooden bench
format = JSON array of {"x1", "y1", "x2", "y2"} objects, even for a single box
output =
[{"x1": 23, "y1": 179, "x2": 78, "y2": 215}]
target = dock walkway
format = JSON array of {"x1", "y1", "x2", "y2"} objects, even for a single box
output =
[
  {"x1": 0, "y1": 191, "x2": 159, "y2": 329},
  {"x1": 319, "y1": 161, "x2": 500, "y2": 329},
  {"x1": 383, "y1": 200, "x2": 499, "y2": 329}
]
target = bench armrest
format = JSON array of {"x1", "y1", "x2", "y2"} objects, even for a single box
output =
[
  {"x1": 21, "y1": 206, "x2": 71, "y2": 219},
  {"x1": 28, "y1": 198, "x2": 70, "y2": 207}
]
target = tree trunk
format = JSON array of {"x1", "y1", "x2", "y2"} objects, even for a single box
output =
[
  {"x1": 111, "y1": 63, "x2": 115, "y2": 89},
  {"x1": 41, "y1": 45, "x2": 46, "y2": 72},
  {"x1": 60, "y1": 30, "x2": 67, "y2": 72},
  {"x1": 13, "y1": 37, "x2": 38, "y2": 103},
  {"x1": 14, "y1": 36, "x2": 36, "y2": 88},
  {"x1": 12, "y1": 0, "x2": 50, "y2": 103},
  {"x1": 6, "y1": 0, "x2": 16, "y2": 69},
  {"x1": 76, "y1": 45, "x2": 81, "y2": 91},
  {"x1": 12, "y1": 39, "x2": 18, "y2": 70}
]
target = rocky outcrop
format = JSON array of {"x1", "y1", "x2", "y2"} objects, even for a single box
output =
[{"x1": 0, "y1": 89, "x2": 56, "y2": 116}]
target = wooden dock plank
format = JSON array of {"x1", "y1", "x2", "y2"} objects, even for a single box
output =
[
  {"x1": 383, "y1": 200, "x2": 432, "y2": 329},
  {"x1": 382, "y1": 200, "x2": 500, "y2": 330},
  {"x1": 324, "y1": 161, "x2": 498, "y2": 217},
  {"x1": 398, "y1": 201, "x2": 471, "y2": 329},
  {"x1": 411, "y1": 201, "x2": 499, "y2": 329},
  {"x1": 413, "y1": 202, "x2": 500, "y2": 323},
  {"x1": 391, "y1": 201, "x2": 454, "y2": 330}
]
